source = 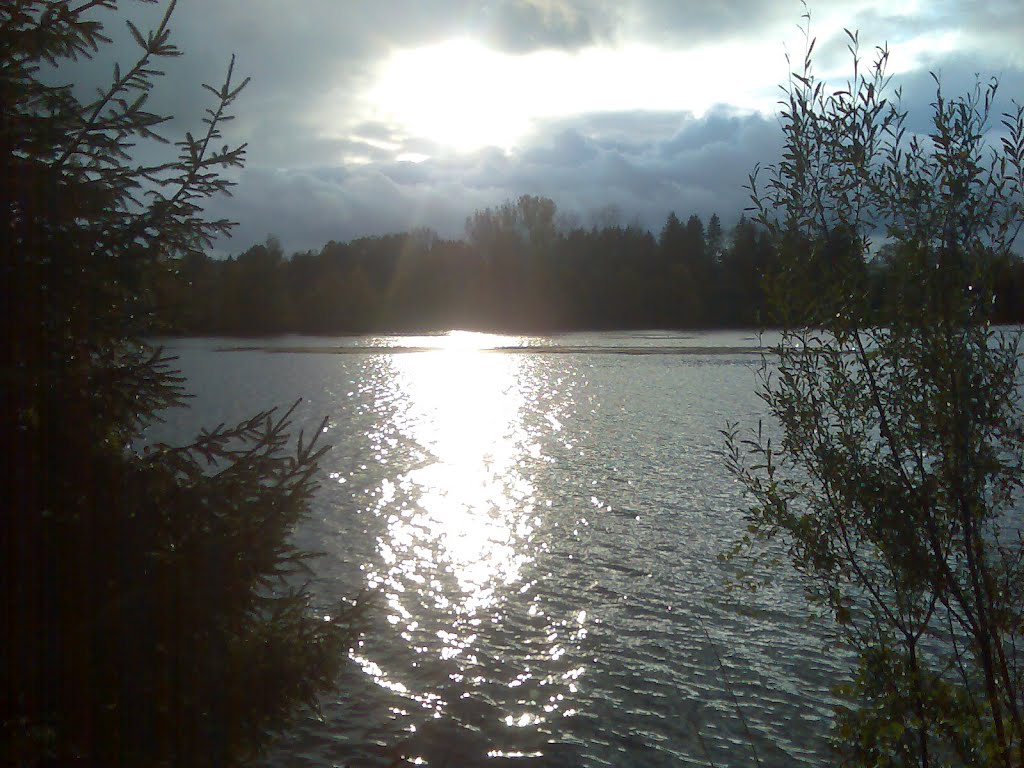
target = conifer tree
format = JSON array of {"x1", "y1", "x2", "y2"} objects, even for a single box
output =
[{"x1": 1, "y1": 2, "x2": 356, "y2": 764}]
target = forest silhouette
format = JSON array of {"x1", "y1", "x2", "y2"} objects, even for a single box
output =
[{"x1": 153, "y1": 195, "x2": 1024, "y2": 336}]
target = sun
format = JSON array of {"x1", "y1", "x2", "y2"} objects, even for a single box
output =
[
  {"x1": 360, "y1": 35, "x2": 802, "y2": 155},
  {"x1": 367, "y1": 38, "x2": 537, "y2": 152}
]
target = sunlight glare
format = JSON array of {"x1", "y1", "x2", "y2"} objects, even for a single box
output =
[
  {"x1": 368, "y1": 38, "x2": 533, "y2": 152},
  {"x1": 364, "y1": 334, "x2": 541, "y2": 625},
  {"x1": 391, "y1": 346, "x2": 535, "y2": 608},
  {"x1": 364, "y1": 38, "x2": 790, "y2": 152},
  {"x1": 350, "y1": 335, "x2": 591, "y2": 733},
  {"x1": 344, "y1": 11, "x2": 974, "y2": 156}
]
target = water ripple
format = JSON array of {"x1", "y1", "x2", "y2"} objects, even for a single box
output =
[{"x1": 158, "y1": 332, "x2": 847, "y2": 767}]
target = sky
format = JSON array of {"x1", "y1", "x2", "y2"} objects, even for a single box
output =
[{"x1": 76, "y1": 0, "x2": 1024, "y2": 254}]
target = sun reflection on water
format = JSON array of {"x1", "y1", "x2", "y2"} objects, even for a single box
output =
[
  {"x1": 349, "y1": 332, "x2": 592, "y2": 737},
  {"x1": 342, "y1": 331, "x2": 595, "y2": 762},
  {"x1": 384, "y1": 341, "x2": 539, "y2": 609}
]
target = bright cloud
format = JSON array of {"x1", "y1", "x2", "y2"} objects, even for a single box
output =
[{"x1": 350, "y1": 37, "x2": 791, "y2": 153}]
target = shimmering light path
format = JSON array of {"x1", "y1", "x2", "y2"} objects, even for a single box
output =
[{"x1": 348, "y1": 333, "x2": 591, "y2": 763}]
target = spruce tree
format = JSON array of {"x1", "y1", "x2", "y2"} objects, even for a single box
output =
[{"x1": 1, "y1": 2, "x2": 356, "y2": 764}]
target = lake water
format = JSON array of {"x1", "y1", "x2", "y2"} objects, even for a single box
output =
[{"x1": 149, "y1": 330, "x2": 847, "y2": 767}]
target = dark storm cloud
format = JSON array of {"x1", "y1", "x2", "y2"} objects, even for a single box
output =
[
  {"x1": 208, "y1": 106, "x2": 782, "y2": 254},
  {"x1": 884, "y1": 57, "x2": 1024, "y2": 139}
]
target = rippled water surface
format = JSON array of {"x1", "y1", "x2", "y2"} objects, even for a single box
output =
[{"x1": 151, "y1": 330, "x2": 846, "y2": 767}]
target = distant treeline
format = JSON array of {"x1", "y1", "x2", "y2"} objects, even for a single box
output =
[{"x1": 151, "y1": 195, "x2": 1024, "y2": 335}]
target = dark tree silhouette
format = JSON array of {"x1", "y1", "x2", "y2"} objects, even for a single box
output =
[
  {"x1": 150, "y1": 204, "x2": 1024, "y2": 336},
  {"x1": 727, "y1": 22, "x2": 1024, "y2": 766},
  {"x1": 1, "y1": 3, "x2": 359, "y2": 765}
]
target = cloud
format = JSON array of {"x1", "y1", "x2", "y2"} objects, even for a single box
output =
[
  {"x1": 482, "y1": 0, "x2": 616, "y2": 52},
  {"x1": 883, "y1": 55, "x2": 1024, "y2": 139},
  {"x1": 209, "y1": 106, "x2": 782, "y2": 254},
  {"x1": 58, "y1": 0, "x2": 1024, "y2": 258},
  {"x1": 620, "y1": 0, "x2": 788, "y2": 45}
]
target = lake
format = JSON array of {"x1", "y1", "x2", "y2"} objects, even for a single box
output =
[{"x1": 148, "y1": 330, "x2": 846, "y2": 767}]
